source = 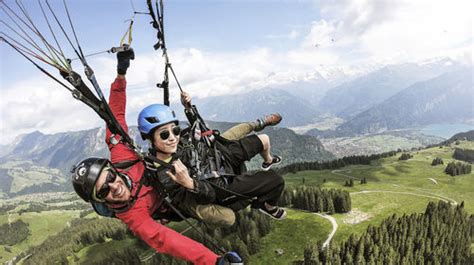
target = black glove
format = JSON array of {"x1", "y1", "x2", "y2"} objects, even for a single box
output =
[
  {"x1": 216, "y1": 252, "x2": 243, "y2": 265},
  {"x1": 117, "y1": 45, "x2": 135, "y2": 75}
]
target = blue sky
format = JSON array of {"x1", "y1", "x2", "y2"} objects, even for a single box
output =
[
  {"x1": 1, "y1": 0, "x2": 472, "y2": 144},
  {"x1": 2, "y1": 0, "x2": 318, "y2": 84}
]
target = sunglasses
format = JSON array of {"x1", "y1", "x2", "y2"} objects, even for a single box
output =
[
  {"x1": 159, "y1": 126, "x2": 181, "y2": 141},
  {"x1": 96, "y1": 170, "x2": 117, "y2": 200}
]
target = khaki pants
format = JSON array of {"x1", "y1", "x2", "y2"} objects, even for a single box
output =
[
  {"x1": 182, "y1": 203, "x2": 236, "y2": 227},
  {"x1": 220, "y1": 123, "x2": 254, "y2": 141}
]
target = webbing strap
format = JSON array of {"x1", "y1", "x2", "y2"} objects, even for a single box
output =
[
  {"x1": 119, "y1": 20, "x2": 133, "y2": 46},
  {"x1": 201, "y1": 130, "x2": 213, "y2": 136}
]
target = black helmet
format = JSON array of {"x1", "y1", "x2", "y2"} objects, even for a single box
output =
[{"x1": 71, "y1": 157, "x2": 109, "y2": 202}]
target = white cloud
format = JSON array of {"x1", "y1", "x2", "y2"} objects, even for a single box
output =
[
  {"x1": 0, "y1": 76, "x2": 102, "y2": 144},
  {"x1": 1, "y1": 0, "x2": 472, "y2": 145},
  {"x1": 0, "y1": 45, "x2": 343, "y2": 145},
  {"x1": 305, "y1": 0, "x2": 473, "y2": 65}
]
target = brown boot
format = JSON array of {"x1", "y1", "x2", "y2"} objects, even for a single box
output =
[{"x1": 254, "y1": 113, "x2": 282, "y2": 132}]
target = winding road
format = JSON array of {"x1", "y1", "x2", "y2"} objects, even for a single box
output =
[
  {"x1": 310, "y1": 165, "x2": 459, "y2": 248},
  {"x1": 351, "y1": 190, "x2": 457, "y2": 205},
  {"x1": 332, "y1": 167, "x2": 458, "y2": 205},
  {"x1": 313, "y1": 213, "x2": 337, "y2": 248}
]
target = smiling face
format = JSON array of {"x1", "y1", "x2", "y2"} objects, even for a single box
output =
[
  {"x1": 94, "y1": 169, "x2": 131, "y2": 203},
  {"x1": 152, "y1": 123, "x2": 180, "y2": 159}
]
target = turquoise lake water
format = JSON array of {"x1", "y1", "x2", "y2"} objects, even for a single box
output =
[{"x1": 420, "y1": 123, "x2": 474, "y2": 139}]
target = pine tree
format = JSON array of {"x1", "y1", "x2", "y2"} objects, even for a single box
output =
[
  {"x1": 327, "y1": 200, "x2": 335, "y2": 215},
  {"x1": 316, "y1": 196, "x2": 324, "y2": 212},
  {"x1": 304, "y1": 245, "x2": 319, "y2": 265},
  {"x1": 232, "y1": 238, "x2": 250, "y2": 262}
]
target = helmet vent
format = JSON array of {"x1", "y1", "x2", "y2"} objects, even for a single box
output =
[
  {"x1": 78, "y1": 166, "x2": 87, "y2": 177},
  {"x1": 145, "y1": 117, "x2": 160, "y2": 123}
]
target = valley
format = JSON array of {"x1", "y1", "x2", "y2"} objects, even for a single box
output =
[{"x1": 1, "y1": 140, "x2": 472, "y2": 264}]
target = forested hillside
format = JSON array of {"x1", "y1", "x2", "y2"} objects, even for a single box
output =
[{"x1": 300, "y1": 201, "x2": 472, "y2": 264}]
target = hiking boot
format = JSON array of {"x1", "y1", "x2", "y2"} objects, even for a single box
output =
[
  {"x1": 254, "y1": 113, "x2": 282, "y2": 132},
  {"x1": 259, "y1": 206, "x2": 287, "y2": 220},
  {"x1": 261, "y1": 155, "x2": 282, "y2": 171}
]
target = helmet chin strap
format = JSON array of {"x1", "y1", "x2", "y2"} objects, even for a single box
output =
[
  {"x1": 155, "y1": 148, "x2": 173, "y2": 155},
  {"x1": 150, "y1": 140, "x2": 174, "y2": 156}
]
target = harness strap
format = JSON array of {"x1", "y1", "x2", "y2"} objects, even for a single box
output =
[
  {"x1": 113, "y1": 159, "x2": 142, "y2": 170},
  {"x1": 144, "y1": 154, "x2": 175, "y2": 173},
  {"x1": 203, "y1": 179, "x2": 254, "y2": 201},
  {"x1": 201, "y1": 130, "x2": 213, "y2": 136},
  {"x1": 142, "y1": 154, "x2": 227, "y2": 254}
]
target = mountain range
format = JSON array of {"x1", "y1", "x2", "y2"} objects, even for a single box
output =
[
  {"x1": 192, "y1": 88, "x2": 321, "y2": 127},
  {"x1": 334, "y1": 68, "x2": 473, "y2": 135},
  {"x1": 181, "y1": 59, "x2": 469, "y2": 134},
  {"x1": 0, "y1": 122, "x2": 334, "y2": 196},
  {"x1": 2, "y1": 58, "x2": 472, "y2": 196},
  {"x1": 317, "y1": 59, "x2": 464, "y2": 119}
]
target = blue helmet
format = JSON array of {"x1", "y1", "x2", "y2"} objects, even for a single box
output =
[{"x1": 138, "y1": 104, "x2": 178, "y2": 140}]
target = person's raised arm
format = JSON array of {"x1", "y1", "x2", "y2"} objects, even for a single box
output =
[
  {"x1": 181, "y1": 91, "x2": 200, "y2": 124},
  {"x1": 106, "y1": 46, "x2": 136, "y2": 162}
]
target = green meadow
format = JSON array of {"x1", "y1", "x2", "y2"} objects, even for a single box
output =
[
  {"x1": 1, "y1": 141, "x2": 472, "y2": 264},
  {"x1": 249, "y1": 209, "x2": 332, "y2": 264},
  {"x1": 0, "y1": 210, "x2": 80, "y2": 263},
  {"x1": 257, "y1": 141, "x2": 473, "y2": 262}
]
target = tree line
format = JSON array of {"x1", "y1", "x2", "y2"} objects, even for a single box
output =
[
  {"x1": 431, "y1": 157, "x2": 444, "y2": 165},
  {"x1": 298, "y1": 201, "x2": 472, "y2": 265},
  {"x1": 0, "y1": 219, "x2": 29, "y2": 246},
  {"x1": 276, "y1": 151, "x2": 398, "y2": 175},
  {"x1": 19, "y1": 209, "x2": 273, "y2": 264},
  {"x1": 398, "y1": 153, "x2": 413, "y2": 161},
  {"x1": 278, "y1": 187, "x2": 351, "y2": 214},
  {"x1": 21, "y1": 218, "x2": 128, "y2": 264},
  {"x1": 444, "y1": 161, "x2": 472, "y2": 176},
  {"x1": 17, "y1": 201, "x2": 90, "y2": 215},
  {"x1": 139, "y1": 209, "x2": 274, "y2": 264},
  {"x1": 453, "y1": 148, "x2": 474, "y2": 163}
]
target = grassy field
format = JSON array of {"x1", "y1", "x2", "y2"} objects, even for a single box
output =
[
  {"x1": 1, "y1": 141, "x2": 472, "y2": 264},
  {"x1": 320, "y1": 132, "x2": 442, "y2": 158},
  {"x1": 0, "y1": 161, "x2": 65, "y2": 194},
  {"x1": 0, "y1": 210, "x2": 80, "y2": 263},
  {"x1": 249, "y1": 209, "x2": 332, "y2": 264},
  {"x1": 72, "y1": 218, "x2": 196, "y2": 263},
  {"x1": 253, "y1": 141, "x2": 474, "y2": 263},
  {"x1": 74, "y1": 238, "x2": 140, "y2": 263}
]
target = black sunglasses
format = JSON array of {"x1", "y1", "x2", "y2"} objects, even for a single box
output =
[
  {"x1": 159, "y1": 126, "x2": 181, "y2": 140},
  {"x1": 96, "y1": 170, "x2": 117, "y2": 200}
]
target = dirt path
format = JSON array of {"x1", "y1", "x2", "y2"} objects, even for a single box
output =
[
  {"x1": 313, "y1": 163, "x2": 458, "y2": 249},
  {"x1": 332, "y1": 166, "x2": 458, "y2": 205},
  {"x1": 390, "y1": 184, "x2": 457, "y2": 205},
  {"x1": 313, "y1": 213, "x2": 338, "y2": 249},
  {"x1": 331, "y1": 169, "x2": 360, "y2": 180},
  {"x1": 351, "y1": 190, "x2": 457, "y2": 205},
  {"x1": 428, "y1": 178, "x2": 438, "y2": 184}
]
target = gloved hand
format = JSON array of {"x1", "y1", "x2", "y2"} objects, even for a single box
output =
[
  {"x1": 216, "y1": 251, "x2": 243, "y2": 265},
  {"x1": 180, "y1": 91, "x2": 192, "y2": 109},
  {"x1": 117, "y1": 44, "x2": 135, "y2": 75}
]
